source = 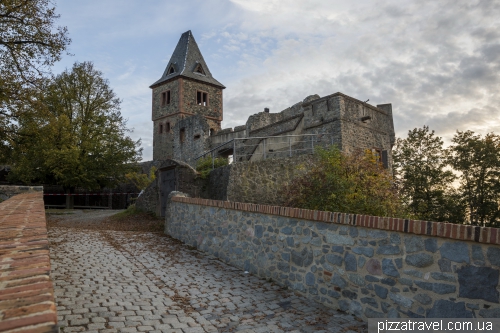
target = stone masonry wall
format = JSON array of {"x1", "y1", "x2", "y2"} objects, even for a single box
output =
[
  {"x1": 207, "y1": 155, "x2": 309, "y2": 205},
  {"x1": 0, "y1": 192, "x2": 58, "y2": 332},
  {"x1": 167, "y1": 196, "x2": 500, "y2": 320}
]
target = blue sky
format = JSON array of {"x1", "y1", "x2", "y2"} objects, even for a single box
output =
[{"x1": 52, "y1": 0, "x2": 500, "y2": 161}]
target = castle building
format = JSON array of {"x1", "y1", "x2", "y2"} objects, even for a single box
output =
[{"x1": 151, "y1": 31, "x2": 396, "y2": 171}]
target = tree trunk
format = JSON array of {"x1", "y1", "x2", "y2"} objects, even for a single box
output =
[{"x1": 65, "y1": 188, "x2": 74, "y2": 209}]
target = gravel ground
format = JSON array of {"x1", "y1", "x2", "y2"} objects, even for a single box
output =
[{"x1": 47, "y1": 210, "x2": 367, "y2": 333}]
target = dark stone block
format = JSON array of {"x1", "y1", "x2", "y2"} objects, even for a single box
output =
[
  {"x1": 487, "y1": 247, "x2": 500, "y2": 267},
  {"x1": 369, "y1": 241, "x2": 376, "y2": 246},
  {"x1": 366, "y1": 259, "x2": 382, "y2": 275},
  {"x1": 328, "y1": 289, "x2": 341, "y2": 298},
  {"x1": 349, "y1": 227, "x2": 358, "y2": 237},
  {"x1": 338, "y1": 300, "x2": 349, "y2": 312},
  {"x1": 400, "y1": 278, "x2": 413, "y2": 286},
  {"x1": 309, "y1": 287, "x2": 318, "y2": 295},
  {"x1": 350, "y1": 301, "x2": 363, "y2": 316},
  {"x1": 389, "y1": 293, "x2": 413, "y2": 308},
  {"x1": 267, "y1": 226, "x2": 274, "y2": 232},
  {"x1": 316, "y1": 222, "x2": 329, "y2": 230},
  {"x1": 404, "y1": 269, "x2": 423, "y2": 278},
  {"x1": 286, "y1": 237, "x2": 294, "y2": 247},
  {"x1": 414, "y1": 280, "x2": 433, "y2": 291},
  {"x1": 472, "y1": 245, "x2": 485, "y2": 264},
  {"x1": 381, "y1": 302, "x2": 390, "y2": 313},
  {"x1": 391, "y1": 287, "x2": 400, "y2": 292},
  {"x1": 358, "y1": 256, "x2": 366, "y2": 268},
  {"x1": 430, "y1": 272, "x2": 456, "y2": 282},
  {"x1": 277, "y1": 262, "x2": 290, "y2": 272},
  {"x1": 365, "y1": 275, "x2": 380, "y2": 282},
  {"x1": 291, "y1": 248, "x2": 313, "y2": 267},
  {"x1": 344, "y1": 252, "x2": 357, "y2": 272},
  {"x1": 281, "y1": 253, "x2": 290, "y2": 261},
  {"x1": 467, "y1": 303, "x2": 479, "y2": 310},
  {"x1": 438, "y1": 258, "x2": 452, "y2": 272},
  {"x1": 361, "y1": 288, "x2": 369, "y2": 295},
  {"x1": 281, "y1": 226, "x2": 293, "y2": 235},
  {"x1": 348, "y1": 273, "x2": 365, "y2": 286},
  {"x1": 352, "y1": 247, "x2": 374, "y2": 257},
  {"x1": 364, "y1": 307, "x2": 384, "y2": 318},
  {"x1": 368, "y1": 230, "x2": 388, "y2": 239},
  {"x1": 406, "y1": 253, "x2": 434, "y2": 268},
  {"x1": 458, "y1": 265, "x2": 499, "y2": 303},
  {"x1": 332, "y1": 246, "x2": 344, "y2": 253},
  {"x1": 377, "y1": 245, "x2": 400, "y2": 255},
  {"x1": 387, "y1": 308, "x2": 400, "y2": 318},
  {"x1": 382, "y1": 259, "x2": 400, "y2": 277},
  {"x1": 360, "y1": 297, "x2": 378, "y2": 308},
  {"x1": 342, "y1": 289, "x2": 357, "y2": 300},
  {"x1": 427, "y1": 300, "x2": 473, "y2": 318},
  {"x1": 381, "y1": 278, "x2": 396, "y2": 286},
  {"x1": 395, "y1": 258, "x2": 402, "y2": 269},
  {"x1": 425, "y1": 238, "x2": 438, "y2": 253},
  {"x1": 331, "y1": 274, "x2": 347, "y2": 288},
  {"x1": 320, "y1": 287, "x2": 327, "y2": 295},
  {"x1": 479, "y1": 308, "x2": 500, "y2": 318},
  {"x1": 405, "y1": 235, "x2": 424, "y2": 253},
  {"x1": 390, "y1": 233, "x2": 401, "y2": 244},
  {"x1": 326, "y1": 254, "x2": 343, "y2": 266},
  {"x1": 406, "y1": 310, "x2": 425, "y2": 318},
  {"x1": 374, "y1": 285, "x2": 388, "y2": 299},
  {"x1": 255, "y1": 225, "x2": 263, "y2": 238},
  {"x1": 433, "y1": 283, "x2": 456, "y2": 294},
  {"x1": 440, "y1": 242, "x2": 470, "y2": 263}
]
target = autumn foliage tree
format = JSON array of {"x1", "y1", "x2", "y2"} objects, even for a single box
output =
[
  {"x1": 8, "y1": 62, "x2": 141, "y2": 205},
  {"x1": 283, "y1": 146, "x2": 406, "y2": 218},
  {"x1": 0, "y1": 0, "x2": 70, "y2": 161}
]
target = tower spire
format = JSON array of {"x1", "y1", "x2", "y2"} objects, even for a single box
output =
[{"x1": 150, "y1": 30, "x2": 225, "y2": 88}]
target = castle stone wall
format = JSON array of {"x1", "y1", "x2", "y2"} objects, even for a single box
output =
[{"x1": 167, "y1": 196, "x2": 500, "y2": 320}]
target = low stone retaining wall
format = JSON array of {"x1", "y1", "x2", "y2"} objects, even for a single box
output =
[
  {"x1": 166, "y1": 195, "x2": 500, "y2": 320},
  {"x1": 0, "y1": 185, "x2": 43, "y2": 202},
  {"x1": 0, "y1": 192, "x2": 58, "y2": 332}
]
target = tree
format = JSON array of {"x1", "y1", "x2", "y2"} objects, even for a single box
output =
[
  {"x1": 448, "y1": 131, "x2": 500, "y2": 227},
  {"x1": 8, "y1": 62, "x2": 141, "y2": 207},
  {"x1": 0, "y1": 0, "x2": 70, "y2": 161},
  {"x1": 392, "y1": 126, "x2": 463, "y2": 223},
  {"x1": 125, "y1": 166, "x2": 157, "y2": 191},
  {"x1": 283, "y1": 146, "x2": 406, "y2": 218}
]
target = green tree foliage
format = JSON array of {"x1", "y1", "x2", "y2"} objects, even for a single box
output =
[
  {"x1": 125, "y1": 166, "x2": 157, "y2": 191},
  {"x1": 0, "y1": 0, "x2": 70, "y2": 160},
  {"x1": 196, "y1": 156, "x2": 228, "y2": 179},
  {"x1": 8, "y1": 61, "x2": 141, "y2": 192},
  {"x1": 392, "y1": 126, "x2": 464, "y2": 223},
  {"x1": 283, "y1": 146, "x2": 406, "y2": 217},
  {"x1": 448, "y1": 131, "x2": 500, "y2": 227}
]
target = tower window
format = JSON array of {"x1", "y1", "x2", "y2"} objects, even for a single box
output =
[
  {"x1": 159, "y1": 124, "x2": 163, "y2": 134},
  {"x1": 194, "y1": 134, "x2": 201, "y2": 140},
  {"x1": 209, "y1": 128, "x2": 214, "y2": 136},
  {"x1": 161, "y1": 90, "x2": 171, "y2": 106},
  {"x1": 180, "y1": 128, "x2": 185, "y2": 143},
  {"x1": 197, "y1": 91, "x2": 208, "y2": 106},
  {"x1": 194, "y1": 64, "x2": 205, "y2": 75},
  {"x1": 168, "y1": 65, "x2": 175, "y2": 75},
  {"x1": 166, "y1": 122, "x2": 171, "y2": 133}
]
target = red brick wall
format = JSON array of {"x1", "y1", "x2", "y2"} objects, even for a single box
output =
[{"x1": 0, "y1": 192, "x2": 58, "y2": 333}]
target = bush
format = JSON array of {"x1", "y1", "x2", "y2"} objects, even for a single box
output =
[
  {"x1": 196, "y1": 156, "x2": 228, "y2": 179},
  {"x1": 283, "y1": 146, "x2": 407, "y2": 218}
]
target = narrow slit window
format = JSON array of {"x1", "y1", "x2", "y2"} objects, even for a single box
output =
[
  {"x1": 161, "y1": 92, "x2": 166, "y2": 106},
  {"x1": 180, "y1": 128, "x2": 185, "y2": 143},
  {"x1": 159, "y1": 124, "x2": 163, "y2": 134},
  {"x1": 194, "y1": 134, "x2": 201, "y2": 140},
  {"x1": 166, "y1": 90, "x2": 171, "y2": 104},
  {"x1": 166, "y1": 122, "x2": 171, "y2": 133}
]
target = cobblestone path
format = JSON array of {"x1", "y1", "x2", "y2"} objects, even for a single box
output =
[{"x1": 48, "y1": 215, "x2": 366, "y2": 333}]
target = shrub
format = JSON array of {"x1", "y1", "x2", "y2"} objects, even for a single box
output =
[
  {"x1": 283, "y1": 146, "x2": 407, "y2": 218},
  {"x1": 196, "y1": 156, "x2": 228, "y2": 179}
]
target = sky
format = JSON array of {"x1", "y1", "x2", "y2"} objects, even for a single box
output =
[{"x1": 51, "y1": 0, "x2": 500, "y2": 161}]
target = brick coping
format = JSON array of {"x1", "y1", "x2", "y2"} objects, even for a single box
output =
[
  {"x1": 0, "y1": 192, "x2": 58, "y2": 333},
  {"x1": 171, "y1": 196, "x2": 500, "y2": 245}
]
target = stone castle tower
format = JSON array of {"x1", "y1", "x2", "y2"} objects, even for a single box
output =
[{"x1": 150, "y1": 30, "x2": 225, "y2": 160}]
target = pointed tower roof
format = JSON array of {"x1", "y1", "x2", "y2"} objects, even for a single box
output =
[{"x1": 150, "y1": 31, "x2": 225, "y2": 89}]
